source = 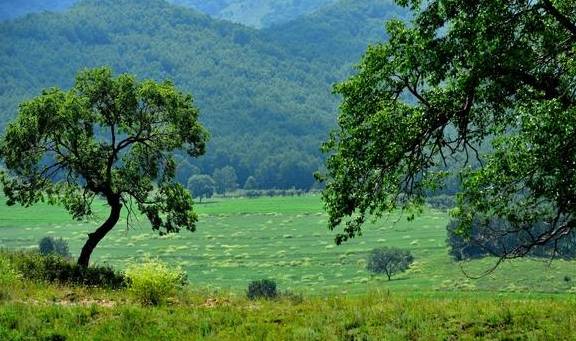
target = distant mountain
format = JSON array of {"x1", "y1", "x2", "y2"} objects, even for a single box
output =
[
  {"x1": 171, "y1": 0, "x2": 337, "y2": 28},
  {"x1": 0, "y1": 0, "x2": 337, "y2": 27},
  {"x1": 0, "y1": 0, "x2": 404, "y2": 189},
  {"x1": 0, "y1": 0, "x2": 77, "y2": 20},
  {"x1": 265, "y1": 0, "x2": 403, "y2": 69}
]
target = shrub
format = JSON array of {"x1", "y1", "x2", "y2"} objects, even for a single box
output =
[
  {"x1": 125, "y1": 259, "x2": 186, "y2": 306},
  {"x1": 38, "y1": 236, "x2": 71, "y2": 258},
  {"x1": 1, "y1": 250, "x2": 125, "y2": 289},
  {"x1": 366, "y1": 247, "x2": 414, "y2": 281},
  {"x1": 247, "y1": 279, "x2": 278, "y2": 300}
]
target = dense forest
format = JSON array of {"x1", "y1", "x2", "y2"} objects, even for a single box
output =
[
  {"x1": 0, "y1": 0, "x2": 77, "y2": 21},
  {"x1": 0, "y1": 0, "x2": 404, "y2": 190},
  {"x1": 170, "y1": 0, "x2": 337, "y2": 28},
  {"x1": 0, "y1": 0, "x2": 337, "y2": 27}
]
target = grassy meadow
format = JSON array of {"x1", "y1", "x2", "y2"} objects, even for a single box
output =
[
  {"x1": 2, "y1": 194, "x2": 576, "y2": 339},
  {"x1": 1, "y1": 286, "x2": 576, "y2": 340},
  {"x1": 1, "y1": 194, "x2": 575, "y2": 295}
]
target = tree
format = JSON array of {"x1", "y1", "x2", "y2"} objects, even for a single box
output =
[
  {"x1": 0, "y1": 67, "x2": 208, "y2": 267},
  {"x1": 175, "y1": 157, "x2": 200, "y2": 185},
  {"x1": 187, "y1": 174, "x2": 215, "y2": 202},
  {"x1": 212, "y1": 166, "x2": 238, "y2": 195},
  {"x1": 366, "y1": 247, "x2": 413, "y2": 281},
  {"x1": 319, "y1": 0, "x2": 576, "y2": 259},
  {"x1": 243, "y1": 176, "x2": 258, "y2": 190}
]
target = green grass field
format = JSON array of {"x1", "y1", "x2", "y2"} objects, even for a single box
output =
[
  {"x1": 1, "y1": 194, "x2": 575, "y2": 295},
  {"x1": 2, "y1": 287, "x2": 576, "y2": 340}
]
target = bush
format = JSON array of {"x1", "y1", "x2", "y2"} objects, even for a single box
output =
[
  {"x1": 125, "y1": 259, "x2": 186, "y2": 306},
  {"x1": 38, "y1": 236, "x2": 71, "y2": 258},
  {"x1": 1, "y1": 250, "x2": 125, "y2": 289},
  {"x1": 247, "y1": 279, "x2": 278, "y2": 300},
  {"x1": 367, "y1": 247, "x2": 414, "y2": 281}
]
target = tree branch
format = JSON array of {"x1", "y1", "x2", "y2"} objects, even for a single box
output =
[{"x1": 541, "y1": 0, "x2": 576, "y2": 37}]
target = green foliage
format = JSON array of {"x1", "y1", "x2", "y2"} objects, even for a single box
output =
[
  {"x1": 212, "y1": 166, "x2": 238, "y2": 195},
  {"x1": 38, "y1": 236, "x2": 71, "y2": 258},
  {"x1": 366, "y1": 247, "x2": 413, "y2": 280},
  {"x1": 0, "y1": 255, "x2": 21, "y2": 287},
  {"x1": 247, "y1": 279, "x2": 278, "y2": 300},
  {"x1": 243, "y1": 176, "x2": 258, "y2": 190},
  {"x1": 1, "y1": 250, "x2": 126, "y2": 289},
  {"x1": 320, "y1": 0, "x2": 576, "y2": 253},
  {"x1": 446, "y1": 218, "x2": 576, "y2": 261},
  {"x1": 188, "y1": 174, "x2": 215, "y2": 201},
  {"x1": 239, "y1": 188, "x2": 306, "y2": 198},
  {"x1": 125, "y1": 259, "x2": 186, "y2": 306},
  {"x1": 0, "y1": 66, "x2": 208, "y2": 266}
]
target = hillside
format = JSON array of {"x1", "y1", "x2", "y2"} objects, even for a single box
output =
[
  {"x1": 0, "y1": 0, "x2": 403, "y2": 189},
  {"x1": 264, "y1": 0, "x2": 402, "y2": 66},
  {"x1": 171, "y1": 0, "x2": 337, "y2": 28},
  {"x1": 0, "y1": 0, "x2": 77, "y2": 21},
  {"x1": 0, "y1": 0, "x2": 337, "y2": 27}
]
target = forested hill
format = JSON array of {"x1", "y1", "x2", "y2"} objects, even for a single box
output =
[
  {"x1": 170, "y1": 0, "x2": 337, "y2": 28},
  {"x1": 265, "y1": 0, "x2": 404, "y2": 66},
  {"x1": 0, "y1": 0, "x2": 77, "y2": 21},
  {"x1": 0, "y1": 0, "x2": 404, "y2": 189},
  {"x1": 0, "y1": 0, "x2": 337, "y2": 27}
]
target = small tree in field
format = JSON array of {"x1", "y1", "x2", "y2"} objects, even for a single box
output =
[
  {"x1": 367, "y1": 247, "x2": 413, "y2": 281},
  {"x1": 0, "y1": 67, "x2": 208, "y2": 267}
]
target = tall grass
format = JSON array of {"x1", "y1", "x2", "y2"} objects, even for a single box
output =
[{"x1": 0, "y1": 290, "x2": 575, "y2": 340}]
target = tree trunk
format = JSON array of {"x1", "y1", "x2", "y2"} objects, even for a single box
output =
[{"x1": 77, "y1": 195, "x2": 122, "y2": 267}]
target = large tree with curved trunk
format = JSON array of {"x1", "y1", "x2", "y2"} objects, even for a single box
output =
[
  {"x1": 320, "y1": 0, "x2": 576, "y2": 258},
  {"x1": 0, "y1": 67, "x2": 209, "y2": 267}
]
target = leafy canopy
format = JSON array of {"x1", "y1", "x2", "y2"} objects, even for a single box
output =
[
  {"x1": 0, "y1": 67, "x2": 208, "y2": 264},
  {"x1": 321, "y1": 0, "x2": 576, "y2": 255},
  {"x1": 366, "y1": 247, "x2": 414, "y2": 280}
]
